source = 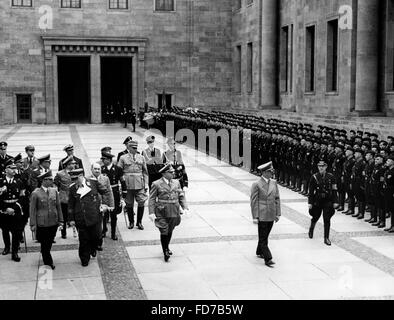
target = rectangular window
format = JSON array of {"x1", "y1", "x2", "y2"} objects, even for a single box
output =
[
  {"x1": 280, "y1": 26, "x2": 289, "y2": 93},
  {"x1": 305, "y1": 25, "x2": 316, "y2": 93},
  {"x1": 327, "y1": 19, "x2": 338, "y2": 92},
  {"x1": 11, "y1": 0, "x2": 32, "y2": 6},
  {"x1": 235, "y1": 0, "x2": 242, "y2": 10},
  {"x1": 61, "y1": 0, "x2": 81, "y2": 8},
  {"x1": 17, "y1": 94, "x2": 32, "y2": 123},
  {"x1": 155, "y1": 0, "x2": 174, "y2": 11},
  {"x1": 235, "y1": 45, "x2": 242, "y2": 93},
  {"x1": 109, "y1": 0, "x2": 128, "y2": 9},
  {"x1": 247, "y1": 42, "x2": 253, "y2": 93}
]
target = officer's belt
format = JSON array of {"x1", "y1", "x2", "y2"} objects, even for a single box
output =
[
  {"x1": 3, "y1": 199, "x2": 18, "y2": 204},
  {"x1": 111, "y1": 184, "x2": 119, "y2": 188},
  {"x1": 124, "y1": 173, "x2": 142, "y2": 176},
  {"x1": 157, "y1": 200, "x2": 178, "y2": 204}
]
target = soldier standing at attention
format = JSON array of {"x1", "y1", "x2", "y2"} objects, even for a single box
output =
[
  {"x1": 371, "y1": 154, "x2": 387, "y2": 228},
  {"x1": 118, "y1": 140, "x2": 149, "y2": 230},
  {"x1": 384, "y1": 154, "x2": 394, "y2": 232},
  {"x1": 350, "y1": 149, "x2": 367, "y2": 220},
  {"x1": 342, "y1": 147, "x2": 356, "y2": 215},
  {"x1": 59, "y1": 145, "x2": 84, "y2": 171},
  {"x1": 149, "y1": 163, "x2": 189, "y2": 262},
  {"x1": 308, "y1": 160, "x2": 339, "y2": 246},
  {"x1": 142, "y1": 136, "x2": 163, "y2": 189},
  {"x1": 0, "y1": 142, "x2": 12, "y2": 178},
  {"x1": 131, "y1": 110, "x2": 137, "y2": 132}
]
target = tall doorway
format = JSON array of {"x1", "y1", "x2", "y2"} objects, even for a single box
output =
[
  {"x1": 58, "y1": 57, "x2": 91, "y2": 123},
  {"x1": 101, "y1": 57, "x2": 133, "y2": 122}
]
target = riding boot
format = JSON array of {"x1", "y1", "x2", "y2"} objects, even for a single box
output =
[
  {"x1": 127, "y1": 207, "x2": 134, "y2": 229},
  {"x1": 308, "y1": 221, "x2": 317, "y2": 239},
  {"x1": 136, "y1": 206, "x2": 144, "y2": 230},
  {"x1": 110, "y1": 216, "x2": 118, "y2": 240},
  {"x1": 324, "y1": 224, "x2": 331, "y2": 246},
  {"x1": 102, "y1": 211, "x2": 109, "y2": 237},
  {"x1": 356, "y1": 201, "x2": 365, "y2": 219}
]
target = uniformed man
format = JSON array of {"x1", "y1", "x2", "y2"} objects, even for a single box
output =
[
  {"x1": 142, "y1": 136, "x2": 163, "y2": 189},
  {"x1": 308, "y1": 160, "x2": 339, "y2": 246},
  {"x1": 118, "y1": 140, "x2": 149, "y2": 230},
  {"x1": 364, "y1": 150, "x2": 376, "y2": 222},
  {"x1": 131, "y1": 110, "x2": 137, "y2": 132},
  {"x1": 149, "y1": 163, "x2": 189, "y2": 262},
  {"x1": 384, "y1": 154, "x2": 394, "y2": 232},
  {"x1": 342, "y1": 147, "x2": 356, "y2": 215},
  {"x1": 58, "y1": 145, "x2": 83, "y2": 171},
  {"x1": 0, "y1": 141, "x2": 12, "y2": 177},
  {"x1": 163, "y1": 138, "x2": 189, "y2": 190},
  {"x1": 370, "y1": 154, "x2": 386, "y2": 227},
  {"x1": 13, "y1": 154, "x2": 30, "y2": 237},
  {"x1": 22, "y1": 145, "x2": 39, "y2": 170},
  {"x1": 0, "y1": 160, "x2": 25, "y2": 261},
  {"x1": 28, "y1": 154, "x2": 52, "y2": 193},
  {"x1": 117, "y1": 136, "x2": 133, "y2": 163},
  {"x1": 101, "y1": 152, "x2": 124, "y2": 240},
  {"x1": 54, "y1": 156, "x2": 76, "y2": 239},
  {"x1": 68, "y1": 168, "x2": 108, "y2": 267},
  {"x1": 349, "y1": 149, "x2": 366, "y2": 219},
  {"x1": 30, "y1": 170, "x2": 63, "y2": 270}
]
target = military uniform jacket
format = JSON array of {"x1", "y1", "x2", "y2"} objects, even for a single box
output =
[
  {"x1": 384, "y1": 167, "x2": 394, "y2": 193},
  {"x1": 58, "y1": 156, "x2": 83, "y2": 171},
  {"x1": 101, "y1": 164, "x2": 123, "y2": 188},
  {"x1": 0, "y1": 154, "x2": 12, "y2": 177},
  {"x1": 163, "y1": 150, "x2": 184, "y2": 165},
  {"x1": 54, "y1": 169, "x2": 72, "y2": 204},
  {"x1": 142, "y1": 147, "x2": 163, "y2": 174},
  {"x1": 250, "y1": 178, "x2": 281, "y2": 222},
  {"x1": 68, "y1": 178, "x2": 108, "y2": 227},
  {"x1": 22, "y1": 156, "x2": 39, "y2": 171},
  {"x1": 118, "y1": 152, "x2": 149, "y2": 190},
  {"x1": 371, "y1": 164, "x2": 385, "y2": 195},
  {"x1": 29, "y1": 187, "x2": 63, "y2": 228},
  {"x1": 308, "y1": 173, "x2": 339, "y2": 205},
  {"x1": 28, "y1": 166, "x2": 48, "y2": 192},
  {"x1": 95, "y1": 174, "x2": 114, "y2": 208},
  {"x1": 0, "y1": 176, "x2": 24, "y2": 228},
  {"x1": 149, "y1": 178, "x2": 187, "y2": 217},
  {"x1": 351, "y1": 159, "x2": 366, "y2": 188},
  {"x1": 343, "y1": 157, "x2": 356, "y2": 183}
]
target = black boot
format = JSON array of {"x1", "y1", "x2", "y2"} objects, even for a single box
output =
[
  {"x1": 357, "y1": 202, "x2": 365, "y2": 220},
  {"x1": 308, "y1": 221, "x2": 316, "y2": 239},
  {"x1": 102, "y1": 211, "x2": 109, "y2": 238},
  {"x1": 110, "y1": 217, "x2": 118, "y2": 241},
  {"x1": 127, "y1": 208, "x2": 134, "y2": 229},
  {"x1": 324, "y1": 224, "x2": 331, "y2": 246},
  {"x1": 136, "y1": 206, "x2": 144, "y2": 230}
]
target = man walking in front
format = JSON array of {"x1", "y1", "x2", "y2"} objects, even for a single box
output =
[{"x1": 250, "y1": 162, "x2": 281, "y2": 268}]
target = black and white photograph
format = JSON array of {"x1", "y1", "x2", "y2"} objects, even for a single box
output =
[{"x1": 1, "y1": 0, "x2": 394, "y2": 307}]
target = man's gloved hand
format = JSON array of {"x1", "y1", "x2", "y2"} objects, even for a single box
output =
[
  {"x1": 5, "y1": 208, "x2": 15, "y2": 216},
  {"x1": 253, "y1": 218, "x2": 259, "y2": 225}
]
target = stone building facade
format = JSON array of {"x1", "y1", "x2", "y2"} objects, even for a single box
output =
[{"x1": 1, "y1": 0, "x2": 393, "y2": 124}]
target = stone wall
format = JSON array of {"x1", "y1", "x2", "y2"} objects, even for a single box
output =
[{"x1": 0, "y1": 0, "x2": 233, "y2": 124}]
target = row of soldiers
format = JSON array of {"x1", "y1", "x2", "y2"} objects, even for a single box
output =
[
  {"x1": 153, "y1": 108, "x2": 394, "y2": 232},
  {"x1": 0, "y1": 136, "x2": 189, "y2": 264}
]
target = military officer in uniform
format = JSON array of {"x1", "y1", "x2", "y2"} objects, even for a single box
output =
[
  {"x1": 22, "y1": 145, "x2": 39, "y2": 170},
  {"x1": 384, "y1": 154, "x2": 394, "y2": 232},
  {"x1": 350, "y1": 149, "x2": 367, "y2": 219},
  {"x1": 342, "y1": 147, "x2": 356, "y2": 215},
  {"x1": 131, "y1": 110, "x2": 137, "y2": 132},
  {"x1": 54, "y1": 156, "x2": 76, "y2": 239},
  {"x1": 0, "y1": 160, "x2": 25, "y2": 262},
  {"x1": 58, "y1": 145, "x2": 84, "y2": 171},
  {"x1": 30, "y1": 171, "x2": 63, "y2": 270},
  {"x1": 28, "y1": 154, "x2": 52, "y2": 193},
  {"x1": 250, "y1": 162, "x2": 281, "y2": 268},
  {"x1": 118, "y1": 140, "x2": 149, "y2": 230},
  {"x1": 117, "y1": 136, "x2": 133, "y2": 163},
  {"x1": 0, "y1": 142, "x2": 12, "y2": 177},
  {"x1": 370, "y1": 154, "x2": 386, "y2": 227},
  {"x1": 142, "y1": 136, "x2": 163, "y2": 189},
  {"x1": 101, "y1": 152, "x2": 124, "y2": 240},
  {"x1": 68, "y1": 168, "x2": 108, "y2": 267},
  {"x1": 163, "y1": 138, "x2": 189, "y2": 190},
  {"x1": 308, "y1": 160, "x2": 339, "y2": 246},
  {"x1": 149, "y1": 163, "x2": 189, "y2": 262}
]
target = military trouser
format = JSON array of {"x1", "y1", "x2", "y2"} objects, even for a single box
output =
[
  {"x1": 77, "y1": 222, "x2": 102, "y2": 265},
  {"x1": 385, "y1": 188, "x2": 394, "y2": 227},
  {"x1": 370, "y1": 190, "x2": 384, "y2": 223},
  {"x1": 61, "y1": 203, "x2": 68, "y2": 237},
  {"x1": 103, "y1": 186, "x2": 121, "y2": 237},
  {"x1": 310, "y1": 202, "x2": 335, "y2": 239},
  {"x1": 1, "y1": 227, "x2": 22, "y2": 254},
  {"x1": 125, "y1": 189, "x2": 147, "y2": 225},
  {"x1": 350, "y1": 184, "x2": 366, "y2": 217}
]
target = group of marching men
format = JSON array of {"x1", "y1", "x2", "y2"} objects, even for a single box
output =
[{"x1": 0, "y1": 135, "x2": 189, "y2": 267}]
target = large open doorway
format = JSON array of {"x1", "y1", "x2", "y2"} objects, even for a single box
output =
[
  {"x1": 101, "y1": 57, "x2": 132, "y2": 123},
  {"x1": 58, "y1": 56, "x2": 91, "y2": 123}
]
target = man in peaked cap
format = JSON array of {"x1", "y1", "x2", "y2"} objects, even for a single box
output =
[
  {"x1": 28, "y1": 154, "x2": 52, "y2": 192},
  {"x1": 30, "y1": 170, "x2": 63, "y2": 270},
  {"x1": 118, "y1": 139, "x2": 149, "y2": 230},
  {"x1": 22, "y1": 145, "x2": 39, "y2": 171},
  {"x1": 0, "y1": 159, "x2": 26, "y2": 262},
  {"x1": 308, "y1": 159, "x2": 339, "y2": 246},
  {"x1": 142, "y1": 136, "x2": 163, "y2": 189},
  {"x1": 117, "y1": 136, "x2": 133, "y2": 163},
  {"x1": 59, "y1": 145, "x2": 83, "y2": 171},
  {"x1": 0, "y1": 141, "x2": 12, "y2": 178},
  {"x1": 250, "y1": 162, "x2": 281, "y2": 267},
  {"x1": 54, "y1": 156, "x2": 76, "y2": 239},
  {"x1": 149, "y1": 163, "x2": 189, "y2": 262}
]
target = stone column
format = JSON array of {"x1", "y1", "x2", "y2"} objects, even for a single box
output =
[
  {"x1": 132, "y1": 53, "x2": 138, "y2": 110},
  {"x1": 137, "y1": 47, "x2": 146, "y2": 112},
  {"x1": 90, "y1": 54, "x2": 101, "y2": 124},
  {"x1": 354, "y1": 0, "x2": 379, "y2": 113},
  {"x1": 259, "y1": 0, "x2": 278, "y2": 107},
  {"x1": 44, "y1": 45, "x2": 56, "y2": 124}
]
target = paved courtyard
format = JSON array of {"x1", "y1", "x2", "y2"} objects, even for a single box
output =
[{"x1": 1, "y1": 124, "x2": 394, "y2": 300}]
